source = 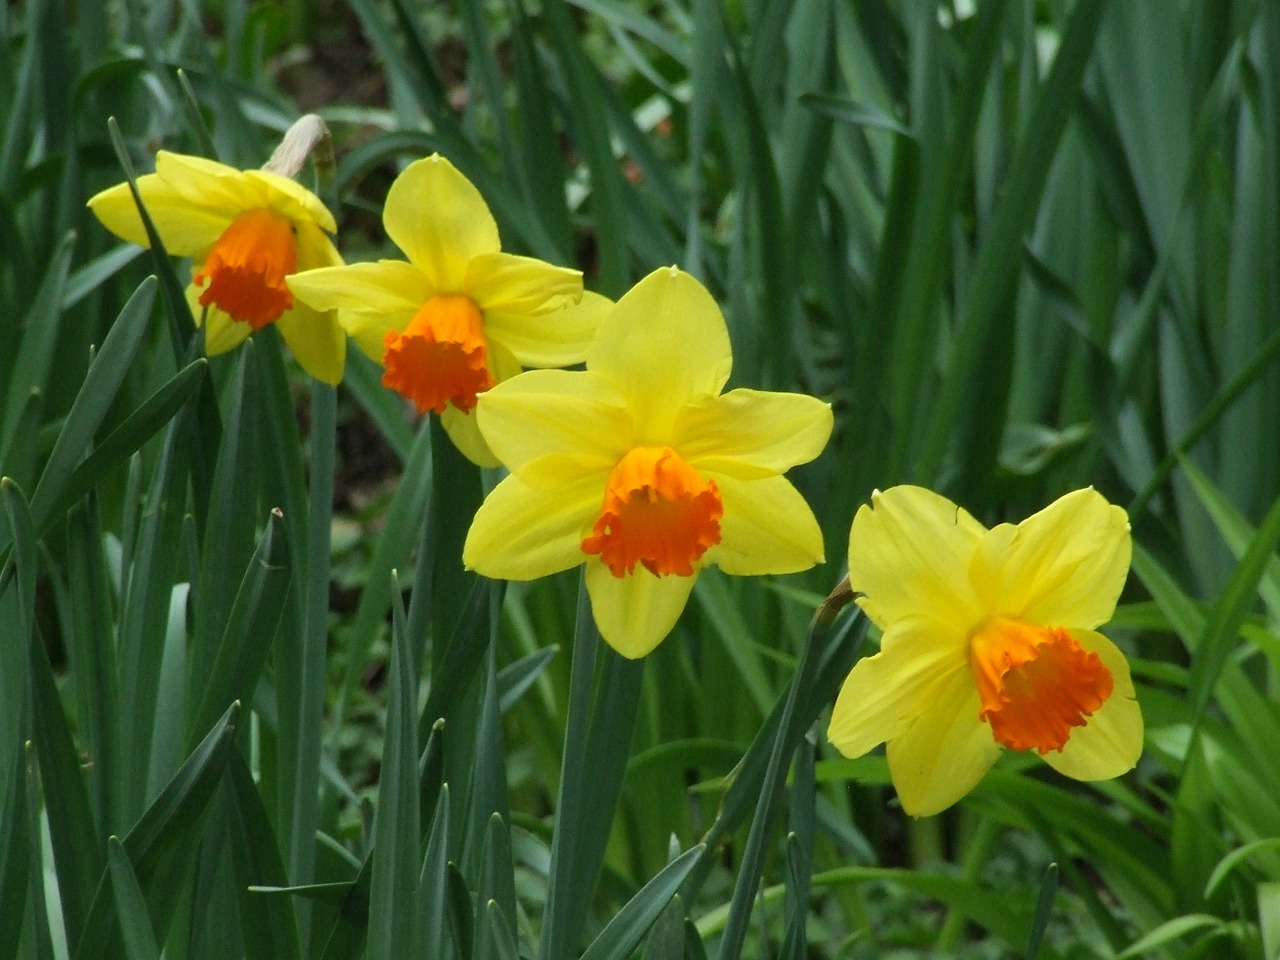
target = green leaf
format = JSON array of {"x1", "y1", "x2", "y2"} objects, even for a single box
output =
[
  {"x1": 188, "y1": 507, "x2": 290, "y2": 748},
  {"x1": 0, "y1": 230, "x2": 74, "y2": 461},
  {"x1": 28, "y1": 275, "x2": 158, "y2": 530},
  {"x1": 580, "y1": 847, "x2": 704, "y2": 960},
  {"x1": 366, "y1": 583, "x2": 421, "y2": 960},
  {"x1": 30, "y1": 622, "x2": 101, "y2": 950},
  {"x1": 107, "y1": 837, "x2": 161, "y2": 960},
  {"x1": 477, "y1": 813, "x2": 515, "y2": 949},
  {"x1": 479, "y1": 899, "x2": 520, "y2": 960},
  {"x1": 1116, "y1": 914, "x2": 1225, "y2": 959},
  {"x1": 779, "y1": 737, "x2": 816, "y2": 960},
  {"x1": 466, "y1": 651, "x2": 511, "y2": 886},
  {"x1": 918, "y1": 0, "x2": 1107, "y2": 487},
  {"x1": 0, "y1": 480, "x2": 36, "y2": 755},
  {"x1": 445, "y1": 861, "x2": 476, "y2": 960},
  {"x1": 0, "y1": 744, "x2": 29, "y2": 958},
  {"x1": 74, "y1": 702, "x2": 240, "y2": 960},
  {"x1": 333, "y1": 419, "x2": 431, "y2": 735},
  {"x1": 497, "y1": 646, "x2": 558, "y2": 715},
  {"x1": 540, "y1": 0, "x2": 630, "y2": 296},
  {"x1": 63, "y1": 497, "x2": 124, "y2": 838},
  {"x1": 190, "y1": 341, "x2": 262, "y2": 707},
  {"x1": 798, "y1": 92, "x2": 911, "y2": 136},
  {"x1": 712, "y1": 599, "x2": 863, "y2": 960},
  {"x1": 1185, "y1": 490, "x2": 1280, "y2": 727},
  {"x1": 1026, "y1": 863, "x2": 1058, "y2": 959},
  {"x1": 1259, "y1": 882, "x2": 1280, "y2": 960},
  {"x1": 418, "y1": 782, "x2": 451, "y2": 960},
  {"x1": 1203, "y1": 839, "x2": 1280, "y2": 901},
  {"x1": 224, "y1": 750, "x2": 301, "y2": 960},
  {"x1": 40, "y1": 359, "x2": 206, "y2": 538},
  {"x1": 538, "y1": 582, "x2": 645, "y2": 960}
]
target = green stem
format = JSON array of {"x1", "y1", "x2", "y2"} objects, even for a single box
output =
[{"x1": 935, "y1": 815, "x2": 999, "y2": 950}]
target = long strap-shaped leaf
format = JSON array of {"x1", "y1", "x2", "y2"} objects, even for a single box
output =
[
  {"x1": 73, "y1": 702, "x2": 241, "y2": 960},
  {"x1": 712, "y1": 584, "x2": 863, "y2": 960},
  {"x1": 916, "y1": 0, "x2": 1107, "y2": 486}
]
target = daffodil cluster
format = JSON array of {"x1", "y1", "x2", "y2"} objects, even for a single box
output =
[{"x1": 89, "y1": 136, "x2": 1143, "y2": 817}]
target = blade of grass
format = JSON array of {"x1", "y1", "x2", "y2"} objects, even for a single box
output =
[
  {"x1": 1184, "y1": 490, "x2": 1280, "y2": 729},
  {"x1": 107, "y1": 837, "x2": 161, "y2": 960},
  {"x1": 366, "y1": 582, "x2": 421, "y2": 960},
  {"x1": 579, "y1": 847, "x2": 704, "y2": 960},
  {"x1": 917, "y1": 0, "x2": 1107, "y2": 487},
  {"x1": 537, "y1": 579, "x2": 645, "y2": 960},
  {"x1": 189, "y1": 342, "x2": 261, "y2": 714},
  {"x1": 0, "y1": 230, "x2": 74, "y2": 460},
  {"x1": 188, "y1": 507, "x2": 290, "y2": 748},
  {"x1": 42, "y1": 360, "x2": 207, "y2": 536},
  {"x1": 73, "y1": 702, "x2": 240, "y2": 960},
  {"x1": 30, "y1": 620, "x2": 102, "y2": 951}
]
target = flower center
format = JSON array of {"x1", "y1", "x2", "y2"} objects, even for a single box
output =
[
  {"x1": 581, "y1": 446, "x2": 723, "y2": 578},
  {"x1": 193, "y1": 208, "x2": 297, "y2": 329},
  {"x1": 968, "y1": 617, "x2": 1113, "y2": 754},
  {"x1": 381, "y1": 294, "x2": 494, "y2": 414}
]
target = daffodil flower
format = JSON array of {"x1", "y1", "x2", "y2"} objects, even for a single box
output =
[
  {"x1": 87, "y1": 151, "x2": 346, "y2": 384},
  {"x1": 827, "y1": 486, "x2": 1143, "y2": 817},
  {"x1": 463, "y1": 266, "x2": 832, "y2": 658},
  {"x1": 287, "y1": 154, "x2": 609, "y2": 466}
]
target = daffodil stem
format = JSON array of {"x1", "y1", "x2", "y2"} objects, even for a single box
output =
[
  {"x1": 712, "y1": 580, "x2": 860, "y2": 960},
  {"x1": 288, "y1": 379, "x2": 335, "y2": 947},
  {"x1": 537, "y1": 576, "x2": 644, "y2": 960},
  {"x1": 934, "y1": 815, "x2": 999, "y2": 951}
]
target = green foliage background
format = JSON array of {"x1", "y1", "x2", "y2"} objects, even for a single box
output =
[{"x1": 2, "y1": 0, "x2": 1280, "y2": 958}]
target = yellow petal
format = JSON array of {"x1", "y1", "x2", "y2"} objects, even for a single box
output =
[
  {"x1": 441, "y1": 405, "x2": 499, "y2": 467},
  {"x1": 464, "y1": 473, "x2": 600, "y2": 579},
  {"x1": 827, "y1": 615, "x2": 970, "y2": 759},
  {"x1": 885, "y1": 668, "x2": 1001, "y2": 817},
  {"x1": 847, "y1": 486, "x2": 987, "y2": 633},
  {"x1": 585, "y1": 561, "x2": 697, "y2": 658},
  {"x1": 465, "y1": 252, "x2": 581, "y2": 314},
  {"x1": 484, "y1": 291, "x2": 613, "y2": 368},
  {"x1": 196, "y1": 301, "x2": 253, "y2": 355},
  {"x1": 973, "y1": 488, "x2": 1130, "y2": 629},
  {"x1": 246, "y1": 169, "x2": 337, "y2": 233},
  {"x1": 384, "y1": 155, "x2": 500, "y2": 290},
  {"x1": 708, "y1": 474, "x2": 824, "y2": 575},
  {"x1": 275, "y1": 303, "x2": 346, "y2": 385},
  {"x1": 675, "y1": 389, "x2": 832, "y2": 479},
  {"x1": 87, "y1": 175, "x2": 231, "y2": 255},
  {"x1": 475, "y1": 369, "x2": 631, "y2": 479},
  {"x1": 155, "y1": 151, "x2": 264, "y2": 215},
  {"x1": 289, "y1": 260, "x2": 429, "y2": 362},
  {"x1": 588, "y1": 267, "x2": 732, "y2": 437},
  {"x1": 293, "y1": 221, "x2": 344, "y2": 272},
  {"x1": 440, "y1": 340, "x2": 522, "y2": 467},
  {"x1": 1039, "y1": 629, "x2": 1143, "y2": 780},
  {"x1": 287, "y1": 260, "x2": 432, "y2": 316}
]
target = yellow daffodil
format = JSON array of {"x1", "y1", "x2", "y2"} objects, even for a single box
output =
[
  {"x1": 827, "y1": 486, "x2": 1143, "y2": 817},
  {"x1": 286, "y1": 154, "x2": 609, "y2": 466},
  {"x1": 462, "y1": 266, "x2": 832, "y2": 658},
  {"x1": 87, "y1": 151, "x2": 346, "y2": 384}
]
